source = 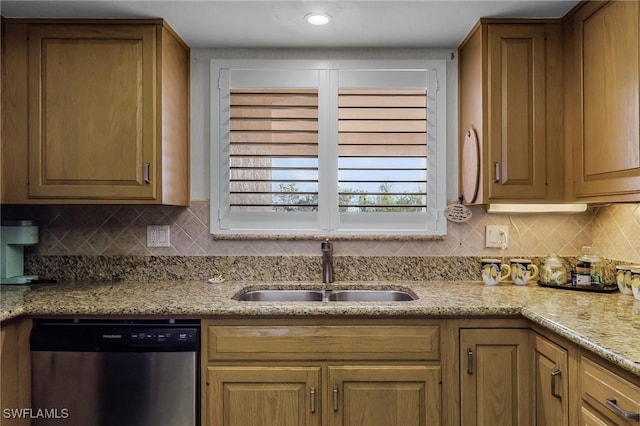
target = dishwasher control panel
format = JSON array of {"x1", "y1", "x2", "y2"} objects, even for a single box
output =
[
  {"x1": 125, "y1": 329, "x2": 198, "y2": 349},
  {"x1": 31, "y1": 320, "x2": 200, "y2": 352}
]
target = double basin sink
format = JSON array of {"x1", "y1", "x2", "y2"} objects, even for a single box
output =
[{"x1": 235, "y1": 288, "x2": 416, "y2": 302}]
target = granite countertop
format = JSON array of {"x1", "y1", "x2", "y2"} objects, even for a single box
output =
[{"x1": 1, "y1": 280, "x2": 639, "y2": 376}]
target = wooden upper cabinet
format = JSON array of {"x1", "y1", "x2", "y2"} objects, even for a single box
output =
[
  {"x1": 566, "y1": 1, "x2": 640, "y2": 202},
  {"x1": 1, "y1": 20, "x2": 190, "y2": 205},
  {"x1": 458, "y1": 21, "x2": 564, "y2": 204},
  {"x1": 28, "y1": 25, "x2": 156, "y2": 200}
]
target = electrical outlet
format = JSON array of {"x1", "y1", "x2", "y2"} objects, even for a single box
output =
[
  {"x1": 147, "y1": 225, "x2": 171, "y2": 248},
  {"x1": 485, "y1": 225, "x2": 509, "y2": 249}
]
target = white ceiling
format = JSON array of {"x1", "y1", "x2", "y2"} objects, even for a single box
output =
[{"x1": 1, "y1": 1, "x2": 579, "y2": 49}]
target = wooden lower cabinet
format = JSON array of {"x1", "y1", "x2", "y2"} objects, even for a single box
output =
[
  {"x1": 206, "y1": 366, "x2": 321, "y2": 426},
  {"x1": 534, "y1": 334, "x2": 569, "y2": 426},
  {"x1": 202, "y1": 319, "x2": 640, "y2": 426},
  {"x1": 460, "y1": 328, "x2": 533, "y2": 426},
  {"x1": 328, "y1": 365, "x2": 441, "y2": 426},
  {"x1": 205, "y1": 364, "x2": 441, "y2": 426},
  {"x1": 202, "y1": 319, "x2": 442, "y2": 426},
  {"x1": 0, "y1": 319, "x2": 31, "y2": 426},
  {"x1": 581, "y1": 404, "x2": 617, "y2": 426},
  {"x1": 580, "y1": 356, "x2": 640, "y2": 426}
]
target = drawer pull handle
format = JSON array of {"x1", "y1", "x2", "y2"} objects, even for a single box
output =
[
  {"x1": 606, "y1": 398, "x2": 640, "y2": 421},
  {"x1": 467, "y1": 348, "x2": 474, "y2": 375},
  {"x1": 310, "y1": 387, "x2": 316, "y2": 413},
  {"x1": 143, "y1": 163, "x2": 151, "y2": 184},
  {"x1": 550, "y1": 370, "x2": 561, "y2": 399},
  {"x1": 333, "y1": 386, "x2": 339, "y2": 412}
]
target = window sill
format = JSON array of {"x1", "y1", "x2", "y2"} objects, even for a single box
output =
[{"x1": 211, "y1": 233, "x2": 446, "y2": 241}]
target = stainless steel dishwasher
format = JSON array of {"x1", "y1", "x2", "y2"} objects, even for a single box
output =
[{"x1": 30, "y1": 319, "x2": 199, "y2": 426}]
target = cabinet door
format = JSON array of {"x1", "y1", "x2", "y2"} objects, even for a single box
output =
[
  {"x1": 327, "y1": 365, "x2": 441, "y2": 426},
  {"x1": 27, "y1": 24, "x2": 157, "y2": 200},
  {"x1": 572, "y1": 1, "x2": 640, "y2": 200},
  {"x1": 534, "y1": 335, "x2": 569, "y2": 426},
  {"x1": 460, "y1": 329, "x2": 533, "y2": 426},
  {"x1": 0, "y1": 320, "x2": 31, "y2": 426},
  {"x1": 206, "y1": 366, "x2": 321, "y2": 426},
  {"x1": 487, "y1": 24, "x2": 547, "y2": 200}
]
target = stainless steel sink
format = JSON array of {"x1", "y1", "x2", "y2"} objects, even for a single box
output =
[
  {"x1": 235, "y1": 290, "x2": 324, "y2": 302},
  {"x1": 328, "y1": 290, "x2": 415, "y2": 302},
  {"x1": 234, "y1": 288, "x2": 416, "y2": 302}
]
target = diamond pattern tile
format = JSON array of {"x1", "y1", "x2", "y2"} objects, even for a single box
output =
[
  {"x1": 2, "y1": 201, "x2": 637, "y2": 261},
  {"x1": 593, "y1": 204, "x2": 640, "y2": 264}
]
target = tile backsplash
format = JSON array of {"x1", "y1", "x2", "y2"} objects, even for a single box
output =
[
  {"x1": 593, "y1": 203, "x2": 640, "y2": 264},
  {"x1": 3, "y1": 201, "x2": 638, "y2": 262},
  {"x1": 1, "y1": 201, "x2": 605, "y2": 258}
]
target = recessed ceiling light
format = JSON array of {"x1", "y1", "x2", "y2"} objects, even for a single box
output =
[{"x1": 305, "y1": 13, "x2": 331, "y2": 26}]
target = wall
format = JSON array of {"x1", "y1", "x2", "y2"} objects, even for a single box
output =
[
  {"x1": 8, "y1": 202, "x2": 639, "y2": 282},
  {"x1": 4, "y1": 201, "x2": 595, "y2": 258},
  {"x1": 593, "y1": 203, "x2": 640, "y2": 264}
]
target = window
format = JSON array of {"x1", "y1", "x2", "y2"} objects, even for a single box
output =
[
  {"x1": 229, "y1": 88, "x2": 319, "y2": 213},
  {"x1": 211, "y1": 60, "x2": 446, "y2": 236}
]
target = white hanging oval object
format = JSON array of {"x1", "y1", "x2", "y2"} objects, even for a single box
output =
[
  {"x1": 461, "y1": 128, "x2": 480, "y2": 204},
  {"x1": 444, "y1": 203, "x2": 473, "y2": 223}
]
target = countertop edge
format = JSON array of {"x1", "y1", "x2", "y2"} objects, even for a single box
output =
[{"x1": 2, "y1": 280, "x2": 639, "y2": 377}]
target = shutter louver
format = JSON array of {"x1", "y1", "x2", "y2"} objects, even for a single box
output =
[
  {"x1": 229, "y1": 88, "x2": 319, "y2": 212},
  {"x1": 338, "y1": 89, "x2": 428, "y2": 212}
]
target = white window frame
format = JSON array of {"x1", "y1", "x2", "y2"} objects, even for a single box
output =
[{"x1": 210, "y1": 59, "x2": 447, "y2": 236}]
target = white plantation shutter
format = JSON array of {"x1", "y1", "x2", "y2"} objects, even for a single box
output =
[
  {"x1": 211, "y1": 61, "x2": 446, "y2": 235},
  {"x1": 338, "y1": 89, "x2": 428, "y2": 213},
  {"x1": 334, "y1": 68, "x2": 444, "y2": 233},
  {"x1": 214, "y1": 67, "x2": 324, "y2": 232},
  {"x1": 229, "y1": 88, "x2": 319, "y2": 212}
]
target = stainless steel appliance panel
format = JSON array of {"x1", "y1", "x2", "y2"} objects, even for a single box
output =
[{"x1": 30, "y1": 321, "x2": 199, "y2": 426}]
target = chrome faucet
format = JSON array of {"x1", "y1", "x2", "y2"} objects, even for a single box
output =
[{"x1": 321, "y1": 239, "x2": 334, "y2": 283}]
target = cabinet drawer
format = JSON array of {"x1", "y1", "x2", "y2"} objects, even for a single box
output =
[
  {"x1": 206, "y1": 324, "x2": 439, "y2": 361},
  {"x1": 581, "y1": 357, "x2": 640, "y2": 423}
]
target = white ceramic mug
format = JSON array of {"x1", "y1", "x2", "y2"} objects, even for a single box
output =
[
  {"x1": 631, "y1": 268, "x2": 640, "y2": 302},
  {"x1": 510, "y1": 259, "x2": 539, "y2": 285},
  {"x1": 616, "y1": 265, "x2": 637, "y2": 295},
  {"x1": 481, "y1": 258, "x2": 510, "y2": 286}
]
